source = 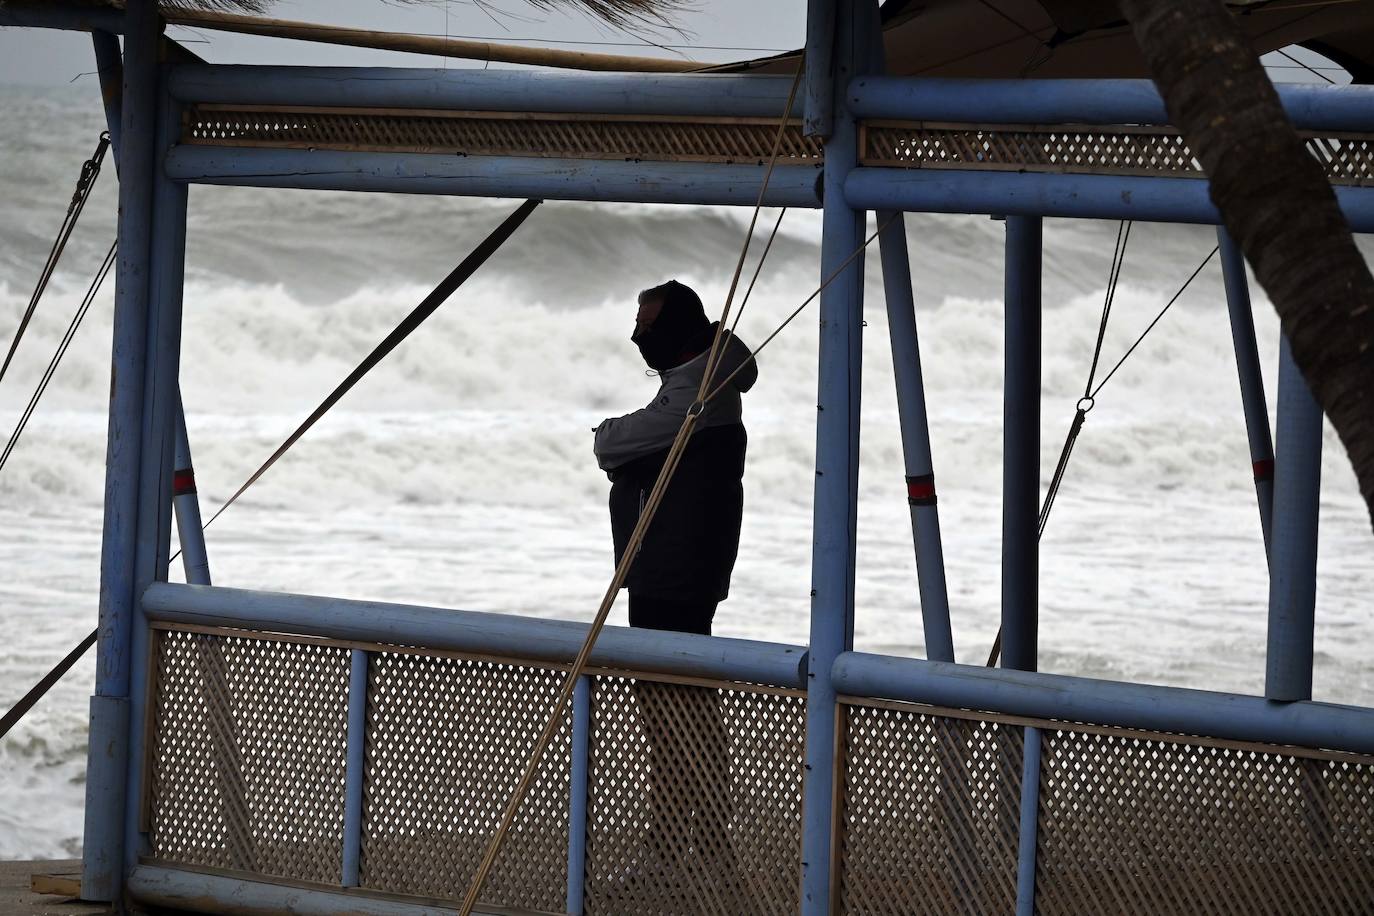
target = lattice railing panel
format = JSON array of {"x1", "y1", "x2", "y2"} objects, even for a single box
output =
[
  {"x1": 183, "y1": 105, "x2": 824, "y2": 165},
  {"x1": 864, "y1": 123, "x2": 1374, "y2": 185},
  {"x1": 1036, "y1": 728, "x2": 1374, "y2": 916},
  {"x1": 837, "y1": 703, "x2": 1023, "y2": 915},
  {"x1": 583, "y1": 675, "x2": 805, "y2": 916},
  {"x1": 360, "y1": 652, "x2": 570, "y2": 913},
  {"x1": 149, "y1": 629, "x2": 351, "y2": 884}
]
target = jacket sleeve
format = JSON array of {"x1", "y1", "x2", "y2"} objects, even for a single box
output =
[{"x1": 594, "y1": 374, "x2": 696, "y2": 471}]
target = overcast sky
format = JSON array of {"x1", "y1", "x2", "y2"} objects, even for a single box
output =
[
  {"x1": 1, "y1": 0, "x2": 1350, "y2": 86},
  {"x1": 0, "y1": 0, "x2": 807, "y2": 85}
]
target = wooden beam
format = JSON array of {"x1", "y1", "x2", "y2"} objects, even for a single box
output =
[{"x1": 162, "y1": 8, "x2": 703, "y2": 73}]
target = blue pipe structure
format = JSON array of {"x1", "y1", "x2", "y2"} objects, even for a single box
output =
[
  {"x1": 0, "y1": 1, "x2": 123, "y2": 33},
  {"x1": 1216, "y1": 229, "x2": 1275, "y2": 557},
  {"x1": 168, "y1": 64, "x2": 805, "y2": 118},
  {"x1": 830, "y1": 653, "x2": 1374, "y2": 756},
  {"x1": 800, "y1": 5, "x2": 872, "y2": 912},
  {"x1": 1015, "y1": 726, "x2": 1042, "y2": 916},
  {"x1": 844, "y1": 169, "x2": 1374, "y2": 232},
  {"x1": 801, "y1": 0, "x2": 834, "y2": 137},
  {"x1": 877, "y1": 211, "x2": 954, "y2": 663},
  {"x1": 565, "y1": 676, "x2": 590, "y2": 915},
  {"x1": 342, "y1": 649, "x2": 368, "y2": 887},
  {"x1": 1001, "y1": 216, "x2": 1041, "y2": 673},
  {"x1": 164, "y1": 147, "x2": 821, "y2": 209},
  {"x1": 129, "y1": 866, "x2": 455, "y2": 915},
  {"x1": 91, "y1": 30, "x2": 123, "y2": 148},
  {"x1": 1266, "y1": 338, "x2": 1323, "y2": 702},
  {"x1": 846, "y1": 76, "x2": 1374, "y2": 132},
  {"x1": 83, "y1": 0, "x2": 157, "y2": 899},
  {"x1": 142, "y1": 583, "x2": 809, "y2": 689},
  {"x1": 124, "y1": 71, "x2": 190, "y2": 875},
  {"x1": 172, "y1": 393, "x2": 212, "y2": 586}
]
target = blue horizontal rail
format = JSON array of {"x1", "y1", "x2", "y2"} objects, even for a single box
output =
[
  {"x1": 169, "y1": 64, "x2": 806, "y2": 118},
  {"x1": 129, "y1": 866, "x2": 448, "y2": 915},
  {"x1": 848, "y1": 76, "x2": 1374, "y2": 132},
  {"x1": 164, "y1": 146, "x2": 823, "y2": 207},
  {"x1": 844, "y1": 167, "x2": 1374, "y2": 232},
  {"x1": 831, "y1": 651, "x2": 1374, "y2": 756},
  {"x1": 142, "y1": 582, "x2": 809, "y2": 689}
]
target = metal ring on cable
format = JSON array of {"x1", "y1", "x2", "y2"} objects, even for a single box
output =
[{"x1": 1077, "y1": 396, "x2": 1096, "y2": 413}]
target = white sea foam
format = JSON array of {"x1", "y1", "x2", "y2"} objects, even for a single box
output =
[{"x1": 1, "y1": 85, "x2": 1371, "y2": 860}]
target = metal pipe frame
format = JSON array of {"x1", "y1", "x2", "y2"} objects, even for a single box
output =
[
  {"x1": 129, "y1": 865, "x2": 455, "y2": 915},
  {"x1": 566, "y1": 676, "x2": 590, "y2": 915},
  {"x1": 877, "y1": 211, "x2": 954, "y2": 663},
  {"x1": 164, "y1": 146, "x2": 822, "y2": 208},
  {"x1": 123, "y1": 67, "x2": 190, "y2": 876},
  {"x1": 801, "y1": 0, "x2": 834, "y2": 137},
  {"x1": 844, "y1": 168, "x2": 1374, "y2": 232},
  {"x1": 172, "y1": 392, "x2": 212, "y2": 586},
  {"x1": 141, "y1": 582, "x2": 808, "y2": 689},
  {"x1": 0, "y1": 0, "x2": 123, "y2": 33},
  {"x1": 1266, "y1": 337, "x2": 1324, "y2": 702},
  {"x1": 342, "y1": 649, "x2": 368, "y2": 887},
  {"x1": 1216, "y1": 228, "x2": 1276, "y2": 556},
  {"x1": 1015, "y1": 726, "x2": 1042, "y2": 916},
  {"x1": 83, "y1": 1, "x2": 156, "y2": 899},
  {"x1": 800, "y1": 5, "x2": 872, "y2": 913},
  {"x1": 168, "y1": 64, "x2": 805, "y2": 117},
  {"x1": 831, "y1": 652, "x2": 1374, "y2": 756},
  {"x1": 847, "y1": 76, "x2": 1374, "y2": 132},
  {"x1": 1001, "y1": 216, "x2": 1041, "y2": 673}
]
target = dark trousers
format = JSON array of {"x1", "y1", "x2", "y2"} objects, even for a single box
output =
[
  {"x1": 626, "y1": 592, "x2": 734, "y2": 873},
  {"x1": 628, "y1": 591, "x2": 717, "y2": 635}
]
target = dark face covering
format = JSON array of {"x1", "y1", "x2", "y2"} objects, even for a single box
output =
[{"x1": 633, "y1": 283, "x2": 712, "y2": 372}]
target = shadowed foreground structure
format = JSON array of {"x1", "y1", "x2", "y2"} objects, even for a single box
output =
[{"x1": 1, "y1": 1, "x2": 1373, "y2": 914}]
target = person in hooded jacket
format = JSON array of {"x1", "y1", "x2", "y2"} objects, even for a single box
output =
[
  {"x1": 593, "y1": 280, "x2": 755, "y2": 883},
  {"x1": 593, "y1": 278, "x2": 759, "y2": 636}
]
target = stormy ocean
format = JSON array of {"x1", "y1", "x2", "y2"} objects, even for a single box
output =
[{"x1": 2, "y1": 84, "x2": 1371, "y2": 858}]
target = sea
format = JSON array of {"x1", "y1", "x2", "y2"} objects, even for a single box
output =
[{"x1": 2, "y1": 84, "x2": 1371, "y2": 859}]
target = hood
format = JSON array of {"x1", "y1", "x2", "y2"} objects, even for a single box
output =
[{"x1": 666, "y1": 324, "x2": 758, "y2": 395}]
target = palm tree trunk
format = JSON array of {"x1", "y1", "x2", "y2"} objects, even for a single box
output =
[{"x1": 1117, "y1": 0, "x2": 1374, "y2": 530}]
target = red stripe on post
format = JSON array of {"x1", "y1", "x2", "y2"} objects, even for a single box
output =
[
  {"x1": 1253, "y1": 459, "x2": 1274, "y2": 482},
  {"x1": 172, "y1": 468, "x2": 197, "y2": 496},
  {"x1": 906, "y1": 474, "x2": 937, "y2": 506}
]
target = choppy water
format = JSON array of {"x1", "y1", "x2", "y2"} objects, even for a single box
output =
[{"x1": 1, "y1": 84, "x2": 1371, "y2": 859}]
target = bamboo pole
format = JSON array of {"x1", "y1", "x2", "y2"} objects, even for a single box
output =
[{"x1": 159, "y1": 7, "x2": 702, "y2": 73}]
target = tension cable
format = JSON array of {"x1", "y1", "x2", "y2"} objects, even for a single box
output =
[
  {"x1": 0, "y1": 241, "x2": 118, "y2": 476},
  {"x1": 170, "y1": 199, "x2": 541, "y2": 565},
  {"x1": 986, "y1": 228, "x2": 1219, "y2": 667},
  {"x1": 0, "y1": 133, "x2": 110, "y2": 388}
]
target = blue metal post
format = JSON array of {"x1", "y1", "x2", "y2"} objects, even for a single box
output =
[
  {"x1": 1015, "y1": 726, "x2": 1042, "y2": 915},
  {"x1": 877, "y1": 211, "x2": 955, "y2": 662},
  {"x1": 566, "y1": 676, "x2": 590, "y2": 914},
  {"x1": 342, "y1": 649, "x2": 368, "y2": 886},
  {"x1": 91, "y1": 30, "x2": 123, "y2": 148},
  {"x1": 1001, "y1": 216, "x2": 1042, "y2": 672},
  {"x1": 802, "y1": 0, "x2": 835, "y2": 137},
  {"x1": 124, "y1": 70, "x2": 190, "y2": 874},
  {"x1": 1266, "y1": 338, "x2": 1323, "y2": 702},
  {"x1": 83, "y1": 0, "x2": 158, "y2": 899},
  {"x1": 1217, "y1": 229, "x2": 1275, "y2": 557},
  {"x1": 173, "y1": 393, "x2": 212, "y2": 585},
  {"x1": 801, "y1": 3, "x2": 872, "y2": 913}
]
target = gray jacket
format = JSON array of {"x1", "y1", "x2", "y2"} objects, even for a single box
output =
[{"x1": 594, "y1": 332, "x2": 758, "y2": 471}]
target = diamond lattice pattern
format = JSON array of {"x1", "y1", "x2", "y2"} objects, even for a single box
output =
[
  {"x1": 150, "y1": 630, "x2": 351, "y2": 884},
  {"x1": 360, "y1": 652, "x2": 570, "y2": 913},
  {"x1": 583, "y1": 675, "x2": 806, "y2": 916},
  {"x1": 1036, "y1": 728, "x2": 1374, "y2": 916},
  {"x1": 837, "y1": 704, "x2": 1023, "y2": 915}
]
